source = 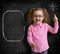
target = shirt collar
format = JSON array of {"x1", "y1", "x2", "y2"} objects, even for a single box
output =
[
  {"x1": 39, "y1": 23, "x2": 42, "y2": 27},
  {"x1": 33, "y1": 22, "x2": 43, "y2": 27}
]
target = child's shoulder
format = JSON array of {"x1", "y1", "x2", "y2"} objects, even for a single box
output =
[{"x1": 28, "y1": 24, "x2": 33, "y2": 28}]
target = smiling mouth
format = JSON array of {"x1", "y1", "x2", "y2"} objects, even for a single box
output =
[{"x1": 36, "y1": 20, "x2": 40, "y2": 21}]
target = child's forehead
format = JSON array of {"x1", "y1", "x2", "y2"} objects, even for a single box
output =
[{"x1": 33, "y1": 10, "x2": 44, "y2": 14}]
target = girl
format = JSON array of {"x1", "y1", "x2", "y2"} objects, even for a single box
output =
[{"x1": 27, "y1": 8, "x2": 59, "y2": 54}]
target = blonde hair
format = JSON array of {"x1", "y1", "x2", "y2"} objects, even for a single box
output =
[{"x1": 27, "y1": 8, "x2": 50, "y2": 24}]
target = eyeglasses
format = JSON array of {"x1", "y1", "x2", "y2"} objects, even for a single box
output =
[{"x1": 33, "y1": 15, "x2": 44, "y2": 17}]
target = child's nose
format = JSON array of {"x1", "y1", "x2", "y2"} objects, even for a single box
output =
[{"x1": 36, "y1": 16, "x2": 40, "y2": 19}]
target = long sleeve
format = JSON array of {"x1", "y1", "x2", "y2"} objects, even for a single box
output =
[
  {"x1": 48, "y1": 20, "x2": 59, "y2": 34},
  {"x1": 27, "y1": 25, "x2": 34, "y2": 46}
]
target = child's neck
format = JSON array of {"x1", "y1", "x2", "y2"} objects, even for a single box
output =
[{"x1": 35, "y1": 21, "x2": 42, "y2": 24}]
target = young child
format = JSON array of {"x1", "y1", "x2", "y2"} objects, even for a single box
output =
[{"x1": 27, "y1": 8, "x2": 59, "y2": 54}]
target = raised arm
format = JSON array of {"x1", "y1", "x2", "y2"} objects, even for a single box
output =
[{"x1": 48, "y1": 14, "x2": 59, "y2": 34}]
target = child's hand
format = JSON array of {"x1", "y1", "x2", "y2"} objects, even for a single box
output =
[
  {"x1": 31, "y1": 43, "x2": 36, "y2": 49},
  {"x1": 53, "y1": 14, "x2": 58, "y2": 22}
]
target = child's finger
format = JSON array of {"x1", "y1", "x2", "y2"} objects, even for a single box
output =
[
  {"x1": 53, "y1": 14, "x2": 58, "y2": 21},
  {"x1": 54, "y1": 14, "x2": 56, "y2": 17},
  {"x1": 31, "y1": 43, "x2": 35, "y2": 48}
]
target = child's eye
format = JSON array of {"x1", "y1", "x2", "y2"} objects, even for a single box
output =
[{"x1": 33, "y1": 15, "x2": 43, "y2": 17}]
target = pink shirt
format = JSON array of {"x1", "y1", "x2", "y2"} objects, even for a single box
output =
[{"x1": 27, "y1": 21, "x2": 59, "y2": 53}]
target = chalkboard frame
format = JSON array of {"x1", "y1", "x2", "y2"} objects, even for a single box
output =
[{"x1": 2, "y1": 10, "x2": 25, "y2": 42}]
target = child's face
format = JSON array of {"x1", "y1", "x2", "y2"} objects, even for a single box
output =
[{"x1": 32, "y1": 10, "x2": 44, "y2": 24}]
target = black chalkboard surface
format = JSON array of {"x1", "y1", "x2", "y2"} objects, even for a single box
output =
[
  {"x1": 2, "y1": 10, "x2": 25, "y2": 42},
  {"x1": 0, "y1": 0, "x2": 60, "y2": 54}
]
